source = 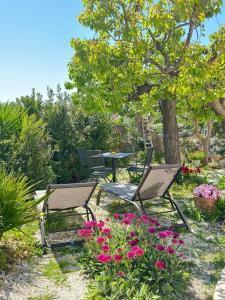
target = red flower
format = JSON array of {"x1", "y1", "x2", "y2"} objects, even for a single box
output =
[
  {"x1": 117, "y1": 247, "x2": 123, "y2": 253},
  {"x1": 77, "y1": 229, "x2": 93, "y2": 239},
  {"x1": 113, "y1": 213, "x2": 119, "y2": 219},
  {"x1": 178, "y1": 239, "x2": 184, "y2": 244},
  {"x1": 114, "y1": 254, "x2": 123, "y2": 263},
  {"x1": 127, "y1": 251, "x2": 136, "y2": 259},
  {"x1": 130, "y1": 231, "x2": 136, "y2": 237},
  {"x1": 128, "y1": 239, "x2": 139, "y2": 246},
  {"x1": 102, "y1": 244, "x2": 110, "y2": 252},
  {"x1": 107, "y1": 234, "x2": 112, "y2": 239},
  {"x1": 117, "y1": 271, "x2": 125, "y2": 277},
  {"x1": 105, "y1": 217, "x2": 110, "y2": 222},
  {"x1": 97, "y1": 221, "x2": 105, "y2": 229},
  {"x1": 155, "y1": 260, "x2": 166, "y2": 270},
  {"x1": 172, "y1": 238, "x2": 179, "y2": 244},
  {"x1": 195, "y1": 167, "x2": 201, "y2": 174},
  {"x1": 102, "y1": 228, "x2": 111, "y2": 235},
  {"x1": 148, "y1": 227, "x2": 156, "y2": 233},
  {"x1": 165, "y1": 247, "x2": 176, "y2": 254},
  {"x1": 155, "y1": 244, "x2": 165, "y2": 251},
  {"x1": 96, "y1": 236, "x2": 106, "y2": 244},
  {"x1": 96, "y1": 253, "x2": 112, "y2": 264}
]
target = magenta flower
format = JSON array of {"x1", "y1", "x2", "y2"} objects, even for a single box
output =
[
  {"x1": 193, "y1": 184, "x2": 221, "y2": 200},
  {"x1": 77, "y1": 229, "x2": 93, "y2": 239},
  {"x1": 127, "y1": 251, "x2": 136, "y2": 259},
  {"x1": 125, "y1": 213, "x2": 136, "y2": 219},
  {"x1": 122, "y1": 218, "x2": 131, "y2": 225},
  {"x1": 84, "y1": 220, "x2": 96, "y2": 228},
  {"x1": 165, "y1": 247, "x2": 176, "y2": 254},
  {"x1": 130, "y1": 231, "x2": 136, "y2": 237},
  {"x1": 155, "y1": 260, "x2": 166, "y2": 270},
  {"x1": 96, "y1": 253, "x2": 113, "y2": 264},
  {"x1": 102, "y1": 244, "x2": 110, "y2": 252},
  {"x1": 97, "y1": 221, "x2": 105, "y2": 229},
  {"x1": 114, "y1": 254, "x2": 123, "y2": 263},
  {"x1": 178, "y1": 239, "x2": 184, "y2": 244},
  {"x1": 132, "y1": 245, "x2": 144, "y2": 256},
  {"x1": 128, "y1": 239, "x2": 139, "y2": 246},
  {"x1": 117, "y1": 271, "x2": 125, "y2": 277},
  {"x1": 148, "y1": 227, "x2": 156, "y2": 233},
  {"x1": 102, "y1": 228, "x2": 111, "y2": 235},
  {"x1": 96, "y1": 236, "x2": 106, "y2": 244},
  {"x1": 113, "y1": 213, "x2": 119, "y2": 219},
  {"x1": 158, "y1": 230, "x2": 173, "y2": 238},
  {"x1": 155, "y1": 244, "x2": 165, "y2": 251},
  {"x1": 107, "y1": 234, "x2": 112, "y2": 239},
  {"x1": 172, "y1": 238, "x2": 179, "y2": 244}
]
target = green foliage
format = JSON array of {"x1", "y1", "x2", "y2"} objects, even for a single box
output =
[
  {"x1": 217, "y1": 175, "x2": 225, "y2": 190},
  {"x1": 10, "y1": 114, "x2": 55, "y2": 188},
  {"x1": 16, "y1": 88, "x2": 43, "y2": 118},
  {"x1": 42, "y1": 259, "x2": 68, "y2": 284},
  {"x1": 188, "y1": 151, "x2": 206, "y2": 161},
  {"x1": 0, "y1": 168, "x2": 45, "y2": 238}
]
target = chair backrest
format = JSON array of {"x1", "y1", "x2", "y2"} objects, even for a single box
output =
[
  {"x1": 77, "y1": 149, "x2": 88, "y2": 169},
  {"x1": 143, "y1": 147, "x2": 154, "y2": 170},
  {"x1": 133, "y1": 164, "x2": 182, "y2": 201},
  {"x1": 44, "y1": 182, "x2": 97, "y2": 211},
  {"x1": 86, "y1": 150, "x2": 104, "y2": 168}
]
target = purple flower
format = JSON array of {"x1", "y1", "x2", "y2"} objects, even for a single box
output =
[{"x1": 193, "y1": 184, "x2": 221, "y2": 200}]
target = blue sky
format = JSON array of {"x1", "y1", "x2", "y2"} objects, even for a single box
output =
[{"x1": 0, "y1": 0, "x2": 224, "y2": 101}]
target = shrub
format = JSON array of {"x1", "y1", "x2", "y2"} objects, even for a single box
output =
[
  {"x1": 188, "y1": 151, "x2": 206, "y2": 161},
  {"x1": 0, "y1": 168, "x2": 44, "y2": 239},
  {"x1": 78, "y1": 214, "x2": 189, "y2": 299}
]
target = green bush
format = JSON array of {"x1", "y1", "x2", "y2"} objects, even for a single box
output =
[
  {"x1": 188, "y1": 151, "x2": 206, "y2": 161},
  {"x1": 0, "y1": 168, "x2": 44, "y2": 239}
]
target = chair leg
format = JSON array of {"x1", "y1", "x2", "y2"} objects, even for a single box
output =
[
  {"x1": 86, "y1": 205, "x2": 96, "y2": 221},
  {"x1": 96, "y1": 188, "x2": 103, "y2": 206},
  {"x1": 172, "y1": 199, "x2": 191, "y2": 231},
  {"x1": 40, "y1": 216, "x2": 47, "y2": 253}
]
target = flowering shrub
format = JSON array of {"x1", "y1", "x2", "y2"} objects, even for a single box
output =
[
  {"x1": 78, "y1": 214, "x2": 189, "y2": 299},
  {"x1": 193, "y1": 184, "x2": 222, "y2": 200}
]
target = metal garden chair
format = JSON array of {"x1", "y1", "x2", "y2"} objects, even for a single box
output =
[
  {"x1": 37, "y1": 182, "x2": 98, "y2": 249},
  {"x1": 97, "y1": 164, "x2": 190, "y2": 231}
]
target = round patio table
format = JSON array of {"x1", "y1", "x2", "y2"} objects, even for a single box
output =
[{"x1": 91, "y1": 152, "x2": 134, "y2": 182}]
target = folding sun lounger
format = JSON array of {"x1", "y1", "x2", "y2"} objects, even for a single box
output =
[
  {"x1": 37, "y1": 182, "x2": 98, "y2": 249},
  {"x1": 97, "y1": 164, "x2": 190, "y2": 231}
]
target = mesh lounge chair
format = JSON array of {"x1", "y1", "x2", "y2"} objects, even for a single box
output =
[
  {"x1": 38, "y1": 182, "x2": 98, "y2": 249},
  {"x1": 127, "y1": 147, "x2": 154, "y2": 179},
  {"x1": 97, "y1": 164, "x2": 190, "y2": 231}
]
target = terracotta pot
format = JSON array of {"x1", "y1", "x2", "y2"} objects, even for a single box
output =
[{"x1": 193, "y1": 197, "x2": 218, "y2": 214}]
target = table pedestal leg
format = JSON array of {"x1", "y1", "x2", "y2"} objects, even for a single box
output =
[{"x1": 112, "y1": 158, "x2": 116, "y2": 182}]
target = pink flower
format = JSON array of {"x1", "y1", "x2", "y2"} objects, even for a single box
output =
[
  {"x1": 114, "y1": 254, "x2": 123, "y2": 263},
  {"x1": 125, "y1": 213, "x2": 136, "y2": 219},
  {"x1": 96, "y1": 253, "x2": 112, "y2": 264},
  {"x1": 158, "y1": 230, "x2": 173, "y2": 238},
  {"x1": 96, "y1": 236, "x2": 106, "y2": 244},
  {"x1": 128, "y1": 239, "x2": 139, "y2": 246},
  {"x1": 84, "y1": 220, "x2": 96, "y2": 228},
  {"x1": 130, "y1": 231, "x2": 136, "y2": 237},
  {"x1": 178, "y1": 253, "x2": 185, "y2": 259},
  {"x1": 97, "y1": 221, "x2": 105, "y2": 229},
  {"x1": 122, "y1": 218, "x2": 131, "y2": 225},
  {"x1": 155, "y1": 244, "x2": 165, "y2": 251},
  {"x1": 165, "y1": 247, "x2": 176, "y2": 254},
  {"x1": 102, "y1": 228, "x2": 111, "y2": 235},
  {"x1": 155, "y1": 260, "x2": 166, "y2": 270},
  {"x1": 178, "y1": 239, "x2": 184, "y2": 244},
  {"x1": 105, "y1": 218, "x2": 110, "y2": 222},
  {"x1": 172, "y1": 232, "x2": 180, "y2": 238},
  {"x1": 117, "y1": 247, "x2": 123, "y2": 253},
  {"x1": 150, "y1": 218, "x2": 161, "y2": 226},
  {"x1": 132, "y1": 245, "x2": 144, "y2": 256},
  {"x1": 102, "y1": 244, "x2": 110, "y2": 252},
  {"x1": 172, "y1": 238, "x2": 179, "y2": 244},
  {"x1": 77, "y1": 229, "x2": 93, "y2": 239},
  {"x1": 127, "y1": 251, "x2": 136, "y2": 259},
  {"x1": 148, "y1": 227, "x2": 156, "y2": 233},
  {"x1": 107, "y1": 234, "x2": 112, "y2": 239},
  {"x1": 113, "y1": 213, "x2": 119, "y2": 219},
  {"x1": 117, "y1": 271, "x2": 125, "y2": 277}
]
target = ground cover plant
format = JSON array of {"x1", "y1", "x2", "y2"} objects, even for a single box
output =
[{"x1": 78, "y1": 214, "x2": 189, "y2": 300}]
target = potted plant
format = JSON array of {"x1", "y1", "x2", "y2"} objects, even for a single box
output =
[
  {"x1": 193, "y1": 184, "x2": 222, "y2": 213},
  {"x1": 188, "y1": 151, "x2": 206, "y2": 167}
]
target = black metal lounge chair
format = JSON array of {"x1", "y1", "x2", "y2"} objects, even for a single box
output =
[
  {"x1": 127, "y1": 147, "x2": 154, "y2": 180},
  {"x1": 97, "y1": 164, "x2": 190, "y2": 231},
  {"x1": 37, "y1": 182, "x2": 98, "y2": 249}
]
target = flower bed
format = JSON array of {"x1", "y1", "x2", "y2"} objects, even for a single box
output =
[{"x1": 78, "y1": 213, "x2": 189, "y2": 299}]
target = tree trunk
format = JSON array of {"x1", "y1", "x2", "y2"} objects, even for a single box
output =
[{"x1": 161, "y1": 99, "x2": 181, "y2": 163}]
